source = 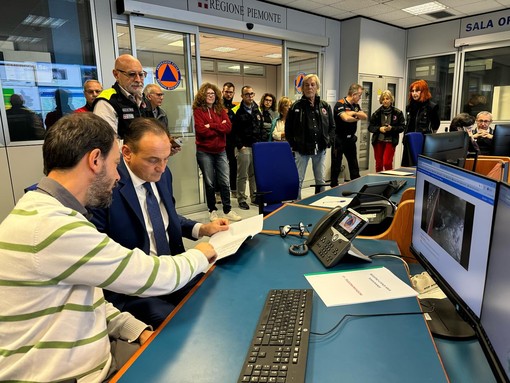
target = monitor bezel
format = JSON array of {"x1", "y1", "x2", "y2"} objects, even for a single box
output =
[
  {"x1": 491, "y1": 124, "x2": 510, "y2": 157},
  {"x1": 410, "y1": 155, "x2": 498, "y2": 328},
  {"x1": 422, "y1": 131, "x2": 470, "y2": 166},
  {"x1": 477, "y1": 181, "x2": 510, "y2": 383}
]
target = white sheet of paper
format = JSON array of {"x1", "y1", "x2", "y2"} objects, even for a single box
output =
[
  {"x1": 309, "y1": 196, "x2": 353, "y2": 209},
  {"x1": 378, "y1": 170, "x2": 414, "y2": 176},
  {"x1": 305, "y1": 266, "x2": 418, "y2": 307},
  {"x1": 209, "y1": 214, "x2": 263, "y2": 260}
]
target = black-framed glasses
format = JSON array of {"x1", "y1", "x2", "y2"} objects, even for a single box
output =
[
  {"x1": 116, "y1": 69, "x2": 148, "y2": 79},
  {"x1": 279, "y1": 222, "x2": 308, "y2": 237}
]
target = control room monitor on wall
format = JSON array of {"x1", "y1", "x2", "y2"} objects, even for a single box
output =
[
  {"x1": 411, "y1": 156, "x2": 497, "y2": 337},
  {"x1": 422, "y1": 131, "x2": 470, "y2": 167},
  {"x1": 479, "y1": 182, "x2": 510, "y2": 382}
]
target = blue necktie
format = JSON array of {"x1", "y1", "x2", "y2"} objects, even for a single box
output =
[{"x1": 143, "y1": 182, "x2": 171, "y2": 255}]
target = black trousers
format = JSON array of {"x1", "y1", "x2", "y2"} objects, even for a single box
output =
[{"x1": 330, "y1": 137, "x2": 360, "y2": 186}]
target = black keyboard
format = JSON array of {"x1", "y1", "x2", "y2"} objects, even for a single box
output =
[
  {"x1": 388, "y1": 179, "x2": 407, "y2": 194},
  {"x1": 237, "y1": 289, "x2": 313, "y2": 383}
]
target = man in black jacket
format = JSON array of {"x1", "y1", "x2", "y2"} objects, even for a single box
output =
[
  {"x1": 231, "y1": 85, "x2": 265, "y2": 210},
  {"x1": 285, "y1": 74, "x2": 335, "y2": 198},
  {"x1": 93, "y1": 54, "x2": 150, "y2": 138}
]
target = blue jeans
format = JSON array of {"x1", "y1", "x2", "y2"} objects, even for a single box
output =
[
  {"x1": 196, "y1": 150, "x2": 232, "y2": 213},
  {"x1": 294, "y1": 150, "x2": 326, "y2": 199}
]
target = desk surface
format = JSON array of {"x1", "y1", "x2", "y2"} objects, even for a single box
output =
[
  {"x1": 115, "y1": 203, "x2": 495, "y2": 383},
  {"x1": 110, "y1": 202, "x2": 487, "y2": 383},
  {"x1": 299, "y1": 173, "x2": 416, "y2": 206}
]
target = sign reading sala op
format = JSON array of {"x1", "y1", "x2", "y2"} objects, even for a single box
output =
[{"x1": 155, "y1": 60, "x2": 181, "y2": 90}]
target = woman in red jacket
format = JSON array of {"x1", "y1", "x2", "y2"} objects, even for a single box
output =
[{"x1": 193, "y1": 83, "x2": 242, "y2": 222}]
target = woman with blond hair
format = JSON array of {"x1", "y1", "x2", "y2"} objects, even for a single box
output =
[
  {"x1": 269, "y1": 96, "x2": 292, "y2": 141},
  {"x1": 193, "y1": 82, "x2": 242, "y2": 222},
  {"x1": 368, "y1": 90, "x2": 405, "y2": 172},
  {"x1": 402, "y1": 79, "x2": 440, "y2": 166}
]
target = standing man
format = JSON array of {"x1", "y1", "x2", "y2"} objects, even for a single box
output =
[
  {"x1": 93, "y1": 54, "x2": 150, "y2": 138},
  {"x1": 91, "y1": 117, "x2": 229, "y2": 327},
  {"x1": 330, "y1": 83, "x2": 367, "y2": 186},
  {"x1": 285, "y1": 74, "x2": 335, "y2": 198},
  {"x1": 231, "y1": 85, "x2": 265, "y2": 210},
  {"x1": 0, "y1": 113, "x2": 217, "y2": 382},
  {"x1": 144, "y1": 83, "x2": 169, "y2": 130},
  {"x1": 472, "y1": 111, "x2": 494, "y2": 155},
  {"x1": 222, "y1": 82, "x2": 238, "y2": 198},
  {"x1": 75, "y1": 79, "x2": 103, "y2": 113}
]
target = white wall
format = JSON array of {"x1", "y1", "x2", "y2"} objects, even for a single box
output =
[
  {"x1": 407, "y1": 20, "x2": 461, "y2": 58},
  {"x1": 359, "y1": 19, "x2": 406, "y2": 78}
]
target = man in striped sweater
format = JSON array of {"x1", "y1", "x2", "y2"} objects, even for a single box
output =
[{"x1": 0, "y1": 113, "x2": 217, "y2": 382}]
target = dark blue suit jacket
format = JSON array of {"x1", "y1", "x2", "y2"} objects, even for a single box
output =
[{"x1": 90, "y1": 158, "x2": 197, "y2": 256}]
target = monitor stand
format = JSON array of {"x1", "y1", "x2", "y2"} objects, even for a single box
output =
[{"x1": 420, "y1": 298, "x2": 475, "y2": 339}]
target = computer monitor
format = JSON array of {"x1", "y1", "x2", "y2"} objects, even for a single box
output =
[
  {"x1": 479, "y1": 182, "x2": 510, "y2": 382},
  {"x1": 411, "y1": 155, "x2": 497, "y2": 338},
  {"x1": 491, "y1": 124, "x2": 510, "y2": 156},
  {"x1": 422, "y1": 131, "x2": 470, "y2": 166}
]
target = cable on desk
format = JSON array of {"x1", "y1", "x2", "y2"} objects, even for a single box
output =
[
  {"x1": 369, "y1": 253, "x2": 411, "y2": 277},
  {"x1": 311, "y1": 307, "x2": 435, "y2": 338}
]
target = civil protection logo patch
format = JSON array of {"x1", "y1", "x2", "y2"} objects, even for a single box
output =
[{"x1": 155, "y1": 60, "x2": 181, "y2": 90}]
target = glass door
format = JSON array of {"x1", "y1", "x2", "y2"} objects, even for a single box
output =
[
  {"x1": 284, "y1": 42, "x2": 321, "y2": 102},
  {"x1": 284, "y1": 42, "x2": 323, "y2": 184},
  {"x1": 117, "y1": 18, "x2": 203, "y2": 213}
]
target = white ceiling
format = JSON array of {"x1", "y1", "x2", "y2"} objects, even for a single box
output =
[
  {"x1": 266, "y1": 0, "x2": 510, "y2": 29},
  {"x1": 120, "y1": 1, "x2": 510, "y2": 66}
]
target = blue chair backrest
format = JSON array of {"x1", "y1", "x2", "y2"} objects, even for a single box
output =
[
  {"x1": 406, "y1": 132, "x2": 424, "y2": 166},
  {"x1": 252, "y1": 141, "x2": 299, "y2": 207}
]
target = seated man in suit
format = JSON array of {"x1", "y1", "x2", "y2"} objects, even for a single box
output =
[{"x1": 91, "y1": 117, "x2": 229, "y2": 327}]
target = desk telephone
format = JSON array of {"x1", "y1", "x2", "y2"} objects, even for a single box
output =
[{"x1": 306, "y1": 207, "x2": 370, "y2": 268}]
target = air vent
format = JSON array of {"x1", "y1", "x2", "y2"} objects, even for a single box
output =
[{"x1": 428, "y1": 10, "x2": 455, "y2": 19}]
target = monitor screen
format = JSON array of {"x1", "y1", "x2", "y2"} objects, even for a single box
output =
[
  {"x1": 479, "y1": 182, "x2": 510, "y2": 382},
  {"x1": 422, "y1": 131, "x2": 470, "y2": 166},
  {"x1": 411, "y1": 156, "x2": 497, "y2": 322},
  {"x1": 491, "y1": 124, "x2": 510, "y2": 156}
]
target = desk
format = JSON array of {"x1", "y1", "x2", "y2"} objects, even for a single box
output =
[
  {"x1": 299, "y1": 173, "x2": 416, "y2": 207},
  {"x1": 113, "y1": 204, "x2": 495, "y2": 383}
]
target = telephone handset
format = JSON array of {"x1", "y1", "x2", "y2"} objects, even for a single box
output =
[{"x1": 306, "y1": 207, "x2": 370, "y2": 268}]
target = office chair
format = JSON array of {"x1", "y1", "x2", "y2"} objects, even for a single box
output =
[
  {"x1": 358, "y1": 199, "x2": 416, "y2": 262},
  {"x1": 405, "y1": 132, "x2": 424, "y2": 166},
  {"x1": 399, "y1": 187, "x2": 415, "y2": 203},
  {"x1": 252, "y1": 141, "x2": 299, "y2": 215}
]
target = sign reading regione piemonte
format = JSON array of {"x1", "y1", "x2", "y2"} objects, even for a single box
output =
[{"x1": 155, "y1": 60, "x2": 181, "y2": 90}]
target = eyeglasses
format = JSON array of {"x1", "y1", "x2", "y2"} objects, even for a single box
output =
[
  {"x1": 279, "y1": 222, "x2": 309, "y2": 237},
  {"x1": 243, "y1": 92, "x2": 255, "y2": 97},
  {"x1": 116, "y1": 69, "x2": 148, "y2": 79},
  {"x1": 477, "y1": 119, "x2": 491, "y2": 124},
  {"x1": 206, "y1": 92, "x2": 216, "y2": 96}
]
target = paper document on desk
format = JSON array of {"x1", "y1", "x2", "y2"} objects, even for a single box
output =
[
  {"x1": 378, "y1": 170, "x2": 414, "y2": 176},
  {"x1": 209, "y1": 214, "x2": 263, "y2": 260},
  {"x1": 310, "y1": 196, "x2": 353, "y2": 209},
  {"x1": 305, "y1": 266, "x2": 418, "y2": 307}
]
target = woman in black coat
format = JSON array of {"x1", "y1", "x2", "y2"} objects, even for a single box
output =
[{"x1": 368, "y1": 90, "x2": 405, "y2": 172}]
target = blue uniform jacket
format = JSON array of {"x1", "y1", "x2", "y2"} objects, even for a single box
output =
[{"x1": 90, "y1": 158, "x2": 196, "y2": 256}]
